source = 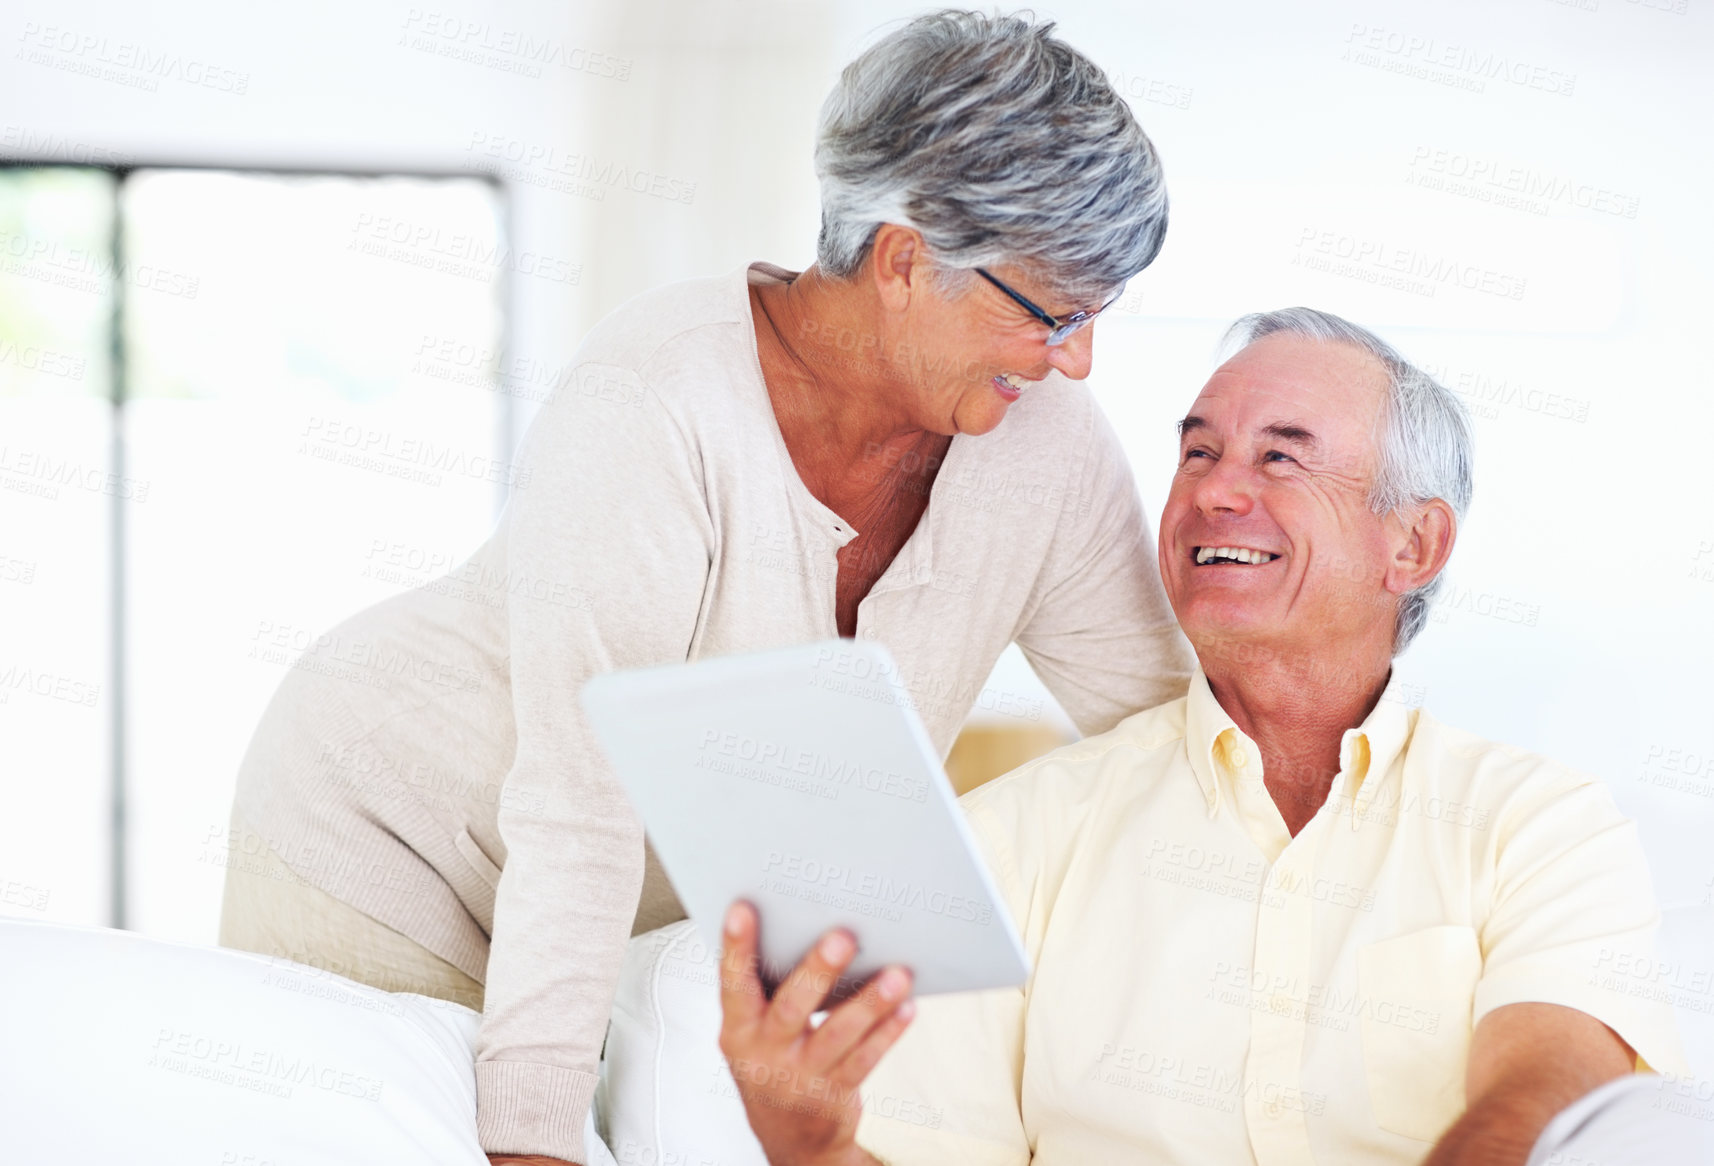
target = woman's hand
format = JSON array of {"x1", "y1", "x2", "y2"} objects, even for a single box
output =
[{"x1": 718, "y1": 901, "x2": 913, "y2": 1166}]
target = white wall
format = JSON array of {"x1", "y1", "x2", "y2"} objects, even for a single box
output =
[{"x1": 3, "y1": 0, "x2": 1711, "y2": 1065}]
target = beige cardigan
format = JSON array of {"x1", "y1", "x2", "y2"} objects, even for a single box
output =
[{"x1": 231, "y1": 261, "x2": 1191, "y2": 1161}]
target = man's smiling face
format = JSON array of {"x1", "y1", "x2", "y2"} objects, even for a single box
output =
[{"x1": 1158, "y1": 332, "x2": 1400, "y2": 661}]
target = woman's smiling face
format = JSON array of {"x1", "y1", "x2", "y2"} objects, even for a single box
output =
[{"x1": 866, "y1": 235, "x2": 1107, "y2": 438}]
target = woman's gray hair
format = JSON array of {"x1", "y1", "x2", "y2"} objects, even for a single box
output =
[
  {"x1": 1220, "y1": 308, "x2": 1475, "y2": 654},
  {"x1": 814, "y1": 9, "x2": 1168, "y2": 304}
]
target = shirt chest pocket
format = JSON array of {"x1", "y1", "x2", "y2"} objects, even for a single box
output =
[{"x1": 1356, "y1": 924, "x2": 1482, "y2": 1145}]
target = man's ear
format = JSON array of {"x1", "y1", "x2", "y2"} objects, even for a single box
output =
[
  {"x1": 1385, "y1": 498, "x2": 1456, "y2": 597},
  {"x1": 868, "y1": 223, "x2": 924, "y2": 313}
]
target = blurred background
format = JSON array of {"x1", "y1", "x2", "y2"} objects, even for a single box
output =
[{"x1": 2, "y1": 0, "x2": 1710, "y2": 1068}]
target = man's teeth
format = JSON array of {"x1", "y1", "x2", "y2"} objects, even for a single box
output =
[
  {"x1": 1001, "y1": 373, "x2": 1030, "y2": 391},
  {"x1": 1195, "y1": 546, "x2": 1279, "y2": 565}
]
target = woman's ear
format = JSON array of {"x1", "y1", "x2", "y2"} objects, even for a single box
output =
[
  {"x1": 868, "y1": 223, "x2": 924, "y2": 312},
  {"x1": 1385, "y1": 498, "x2": 1456, "y2": 597}
]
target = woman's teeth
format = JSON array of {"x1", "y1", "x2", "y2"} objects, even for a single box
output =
[{"x1": 1001, "y1": 373, "x2": 1030, "y2": 391}]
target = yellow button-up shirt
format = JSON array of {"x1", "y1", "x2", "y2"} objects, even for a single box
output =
[{"x1": 855, "y1": 671, "x2": 1688, "y2": 1165}]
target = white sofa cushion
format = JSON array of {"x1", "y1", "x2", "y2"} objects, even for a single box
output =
[
  {"x1": 1524, "y1": 1073, "x2": 1714, "y2": 1165},
  {"x1": 0, "y1": 916, "x2": 612, "y2": 1166},
  {"x1": 598, "y1": 920, "x2": 767, "y2": 1166}
]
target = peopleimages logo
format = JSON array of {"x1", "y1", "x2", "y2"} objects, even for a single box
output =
[
  {"x1": 463, "y1": 132, "x2": 697, "y2": 205},
  {"x1": 348, "y1": 214, "x2": 581, "y2": 286},
  {"x1": 0, "y1": 124, "x2": 132, "y2": 165},
  {"x1": 1293, "y1": 228, "x2": 1528, "y2": 302},
  {"x1": 759, "y1": 851, "x2": 995, "y2": 926},
  {"x1": 398, "y1": 11, "x2": 633, "y2": 81},
  {"x1": 298, "y1": 416, "x2": 533, "y2": 490},
  {"x1": 1342, "y1": 24, "x2": 1577, "y2": 97},
  {"x1": 0, "y1": 228, "x2": 200, "y2": 300},
  {"x1": 1408, "y1": 146, "x2": 1640, "y2": 219},
  {"x1": 0, "y1": 444, "x2": 150, "y2": 502},
  {"x1": 14, "y1": 22, "x2": 250, "y2": 94},
  {"x1": 695, "y1": 728, "x2": 931, "y2": 804},
  {"x1": 149, "y1": 1028, "x2": 384, "y2": 1101}
]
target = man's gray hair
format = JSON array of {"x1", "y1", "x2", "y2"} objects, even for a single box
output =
[
  {"x1": 813, "y1": 9, "x2": 1168, "y2": 304},
  {"x1": 1221, "y1": 307, "x2": 1475, "y2": 654}
]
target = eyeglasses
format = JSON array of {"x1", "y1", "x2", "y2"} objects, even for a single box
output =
[{"x1": 973, "y1": 267, "x2": 1121, "y2": 346}]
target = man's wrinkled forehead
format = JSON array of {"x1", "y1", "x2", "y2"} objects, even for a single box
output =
[{"x1": 1178, "y1": 335, "x2": 1389, "y2": 454}]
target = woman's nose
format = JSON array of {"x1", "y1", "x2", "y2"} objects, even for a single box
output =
[{"x1": 1045, "y1": 325, "x2": 1094, "y2": 380}]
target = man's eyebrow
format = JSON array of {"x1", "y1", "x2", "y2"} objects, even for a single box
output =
[
  {"x1": 1176, "y1": 417, "x2": 1322, "y2": 448},
  {"x1": 1179, "y1": 416, "x2": 1323, "y2": 449},
  {"x1": 1261, "y1": 421, "x2": 1319, "y2": 449}
]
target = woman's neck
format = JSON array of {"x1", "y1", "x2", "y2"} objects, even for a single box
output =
[{"x1": 750, "y1": 271, "x2": 937, "y2": 495}]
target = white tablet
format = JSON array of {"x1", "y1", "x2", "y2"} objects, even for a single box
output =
[{"x1": 581, "y1": 639, "x2": 1030, "y2": 1000}]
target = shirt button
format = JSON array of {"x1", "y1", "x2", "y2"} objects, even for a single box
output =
[
  {"x1": 861, "y1": 628, "x2": 878, "y2": 640},
  {"x1": 1230, "y1": 747, "x2": 1249, "y2": 769},
  {"x1": 1269, "y1": 993, "x2": 1290, "y2": 1013},
  {"x1": 1264, "y1": 1099, "x2": 1282, "y2": 1118}
]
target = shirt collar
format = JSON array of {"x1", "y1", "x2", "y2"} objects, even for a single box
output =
[
  {"x1": 1183, "y1": 667, "x2": 1233, "y2": 818},
  {"x1": 1182, "y1": 665, "x2": 1416, "y2": 830}
]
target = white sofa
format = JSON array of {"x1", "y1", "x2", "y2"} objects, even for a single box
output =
[
  {"x1": 0, "y1": 916, "x2": 615, "y2": 1166},
  {"x1": 5, "y1": 906, "x2": 1710, "y2": 1165},
  {"x1": 597, "y1": 921, "x2": 768, "y2": 1166}
]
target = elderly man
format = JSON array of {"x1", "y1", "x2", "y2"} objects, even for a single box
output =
[{"x1": 716, "y1": 308, "x2": 1691, "y2": 1165}]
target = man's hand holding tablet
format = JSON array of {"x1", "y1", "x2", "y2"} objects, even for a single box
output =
[
  {"x1": 582, "y1": 640, "x2": 1031, "y2": 1166},
  {"x1": 717, "y1": 901, "x2": 909, "y2": 1166}
]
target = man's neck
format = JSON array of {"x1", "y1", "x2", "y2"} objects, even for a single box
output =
[{"x1": 1198, "y1": 640, "x2": 1393, "y2": 836}]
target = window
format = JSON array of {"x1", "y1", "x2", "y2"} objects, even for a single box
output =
[{"x1": 0, "y1": 165, "x2": 508, "y2": 943}]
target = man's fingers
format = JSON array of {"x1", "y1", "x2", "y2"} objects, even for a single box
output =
[
  {"x1": 718, "y1": 901, "x2": 766, "y2": 1037},
  {"x1": 805, "y1": 965, "x2": 913, "y2": 1067},
  {"x1": 758, "y1": 928, "x2": 857, "y2": 1043},
  {"x1": 832, "y1": 997, "x2": 916, "y2": 1086}
]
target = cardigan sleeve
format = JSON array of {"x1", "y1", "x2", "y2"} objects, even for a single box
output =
[
  {"x1": 1013, "y1": 396, "x2": 1191, "y2": 737},
  {"x1": 474, "y1": 362, "x2": 714, "y2": 1161}
]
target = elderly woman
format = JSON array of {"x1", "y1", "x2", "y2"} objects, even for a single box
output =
[{"x1": 219, "y1": 10, "x2": 1188, "y2": 1165}]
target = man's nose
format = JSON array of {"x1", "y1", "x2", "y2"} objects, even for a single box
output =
[
  {"x1": 1044, "y1": 325, "x2": 1094, "y2": 381},
  {"x1": 1192, "y1": 455, "x2": 1256, "y2": 516}
]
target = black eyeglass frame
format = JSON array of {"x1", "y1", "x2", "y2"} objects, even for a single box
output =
[{"x1": 973, "y1": 267, "x2": 1121, "y2": 346}]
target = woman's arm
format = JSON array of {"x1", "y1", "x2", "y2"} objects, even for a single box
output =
[
  {"x1": 475, "y1": 364, "x2": 714, "y2": 1163},
  {"x1": 1014, "y1": 398, "x2": 1191, "y2": 735}
]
